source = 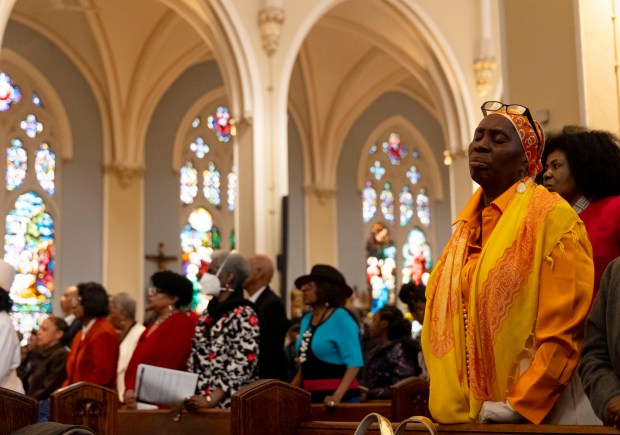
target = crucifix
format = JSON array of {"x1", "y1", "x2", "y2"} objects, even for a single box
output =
[{"x1": 145, "y1": 242, "x2": 178, "y2": 271}]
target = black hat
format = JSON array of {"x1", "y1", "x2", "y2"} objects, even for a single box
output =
[{"x1": 294, "y1": 264, "x2": 353, "y2": 298}]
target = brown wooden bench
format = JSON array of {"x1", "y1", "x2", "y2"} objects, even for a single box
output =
[
  {"x1": 117, "y1": 408, "x2": 231, "y2": 435},
  {"x1": 50, "y1": 381, "x2": 118, "y2": 435},
  {"x1": 0, "y1": 386, "x2": 38, "y2": 435},
  {"x1": 231, "y1": 379, "x2": 620, "y2": 435}
]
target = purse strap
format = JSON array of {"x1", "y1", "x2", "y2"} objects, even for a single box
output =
[
  {"x1": 354, "y1": 412, "x2": 394, "y2": 435},
  {"x1": 394, "y1": 416, "x2": 437, "y2": 435}
]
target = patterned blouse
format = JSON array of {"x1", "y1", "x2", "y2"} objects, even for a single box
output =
[{"x1": 188, "y1": 301, "x2": 260, "y2": 408}]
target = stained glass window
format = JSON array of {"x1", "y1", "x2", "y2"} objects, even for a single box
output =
[
  {"x1": 362, "y1": 131, "x2": 434, "y2": 313},
  {"x1": 362, "y1": 181, "x2": 377, "y2": 223},
  {"x1": 180, "y1": 161, "x2": 198, "y2": 204},
  {"x1": 401, "y1": 227, "x2": 432, "y2": 285},
  {"x1": 1, "y1": 68, "x2": 60, "y2": 345},
  {"x1": 370, "y1": 161, "x2": 385, "y2": 180},
  {"x1": 20, "y1": 114, "x2": 43, "y2": 138},
  {"x1": 399, "y1": 186, "x2": 414, "y2": 226},
  {"x1": 4, "y1": 192, "x2": 54, "y2": 342},
  {"x1": 0, "y1": 72, "x2": 21, "y2": 112},
  {"x1": 203, "y1": 162, "x2": 221, "y2": 207},
  {"x1": 6, "y1": 138, "x2": 27, "y2": 191},
  {"x1": 383, "y1": 133, "x2": 406, "y2": 165},
  {"x1": 180, "y1": 208, "x2": 220, "y2": 312},
  {"x1": 207, "y1": 106, "x2": 236, "y2": 142},
  {"x1": 190, "y1": 137, "x2": 209, "y2": 158},
  {"x1": 35, "y1": 143, "x2": 55, "y2": 195},
  {"x1": 380, "y1": 183, "x2": 394, "y2": 224},
  {"x1": 406, "y1": 165, "x2": 421, "y2": 185},
  {"x1": 366, "y1": 223, "x2": 397, "y2": 313},
  {"x1": 416, "y1": 187, "x2": 431, "y2": 227},
  {"x1": 32, "y1": 92, "x2": 42, "y2": 107},
  {"x1": 179, "y1": 104, "x2": 236, "y2": 310},
  {"x1": 227, "y1": 169, "x2": 237, "y2": 212}
]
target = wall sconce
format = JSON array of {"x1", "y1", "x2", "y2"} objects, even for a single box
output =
[{"x1": 443, "y1": 150, "x2": 452, "y2": 166}]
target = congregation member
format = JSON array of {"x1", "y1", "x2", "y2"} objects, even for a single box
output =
[
  {"x1": 541, "y1": 127, "x2": 620, "y2": 300},
  {"x1": 185, "y1": 250, "x2": 260, "y2": 409},
  {"x1": 108, "y1": 292, "x2": 145, "y2": 402},
  {"x1": 292, "y1": 264, "x2": 363, "y2": 406},
  {"x1": 123, "y1": 271, "x2": 196, "y2": 408},
  {"x1": 63, "y1": 282, "x2": 119, "y2": 389},
  {"x1": 60, "y1": 285, "x2": 82, "y2": 343},
  {"x1": 0, "y1": 259, "x2": 23, "y2": 393},
  {"x1": 23, "y1": 315, "x2": 69, "y2": 421},
  {"x1": 244, "y1": 254, "x2": 289, "y2": 380},
  {"x1": 579, "y1": 257, "x2": 620, "y2": 429},
  {"x1": 398, "y1": 282, "x2": 426, "y2": 340},
  {"x1": 360, "y1": 305, "x2": 420, "y2": 400},
  {"x1": 422, "y1": 101, "x2": 597, "y2": 424}
]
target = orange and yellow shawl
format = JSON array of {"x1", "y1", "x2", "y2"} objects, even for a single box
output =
[{"x1": 421, "y1": 179, "x2": 593, "y2": 423}]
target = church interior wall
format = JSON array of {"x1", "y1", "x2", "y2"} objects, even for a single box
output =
[
  {"x1": 3, "y1": 20, "x2": 104, "y2": 309},
  {"x1": 501, "y1": 0, "x2": 583, "y2": 134}
]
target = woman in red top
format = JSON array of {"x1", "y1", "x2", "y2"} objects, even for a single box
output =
[
  {"x1": 63, "y1": 282, "x2": 119, "y2": 389},
  {"x1": 123, "y1": 271, "x2": 197, "y2": 407},
  {"x1": 541, "y1": 127, "x2": 620, "y2": 301}
]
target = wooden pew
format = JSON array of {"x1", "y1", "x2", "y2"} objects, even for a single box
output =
[
  {"x1": 0, "y1": 386, "x2": 38, "y2": 435},
  {"x1": 50, "y1": 381, "x2": 118, "y2": 435},
  {"x1": 391, "y1": 376, "x2": 430, "y2": 420},
  {"x1": 231, "y1": 379, "x2": 620, "y2": 435},
  {"x1": 117, "y1": 408, "x2": 231, "y2": 435}
]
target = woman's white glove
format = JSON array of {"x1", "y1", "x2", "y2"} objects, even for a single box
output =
[{"x1": 477, "y1": 400, "x2": 523, "y2": 423}]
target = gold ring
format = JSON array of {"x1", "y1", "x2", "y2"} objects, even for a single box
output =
[{"x1": 328, "y1": 401, "x2": 335, "y2": 407}]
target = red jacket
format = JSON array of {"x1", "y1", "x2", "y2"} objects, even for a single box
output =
[{"x1": 63, "y1": 317, "x2": 119, "y2": 389}]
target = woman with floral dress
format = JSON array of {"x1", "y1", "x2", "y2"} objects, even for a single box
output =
[{"x1": 186, "y1": 251, "x2": 260, "y2": 409}]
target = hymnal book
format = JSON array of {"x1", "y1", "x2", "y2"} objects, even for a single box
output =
[{"x1": 135, "y1": 363, "x2": 198, "y2": 407}]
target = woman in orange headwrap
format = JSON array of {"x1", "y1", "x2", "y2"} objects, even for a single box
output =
[{"x1": 421, "y1": 101, "x2": 598, "y2": 424}]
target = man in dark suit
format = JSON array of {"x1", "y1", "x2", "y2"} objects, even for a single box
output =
[{"x1": 244, "y1": 254, "x2": 289, "y2": 381}]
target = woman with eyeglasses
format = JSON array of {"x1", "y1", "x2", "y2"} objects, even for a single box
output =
[
  {"x1": 540, "y1": 127, "x2": 620, "y2": 302},
  {"x1": 123, "y1": 271, "x2": 197, "y2": 408},
  {"x1": 63, "y1": 282, "x2": 119, "y2": 389},
  {"x1": 421, "y1": 101, "x2": 598, "y2": 424}
]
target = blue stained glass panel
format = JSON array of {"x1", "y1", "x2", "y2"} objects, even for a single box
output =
[
  {"x1": 370, "y1": 161, "x2": 385, "y2": 180},
  {"x1": 4, "y1": 191, "x2": 54, "y2": 345},
  {"x1": 35, "y1": 143, "x2": 55, "y2": 195},
  {"x1": 416, "y1": 187, "x2": 431, "y2": 228},
  {"x1": 20, "y1": 114, "x2": 43, "y2": 139},
  {"x1": 399, "y1": 186, "x2": 414, "y2": 226},
  {"x1": 362, "y1": 181, "x2": 377, "y2": 223},
  {"x1": 32, "y1": 92, "x2": 42, "y2": 107},
  {"x1": 203, "y1": 162, "x2": 221, "y2": 207},
  {"x1": 380, "y1": 184, "x2": 394, "y2": 224},
  {"x1": 190, "y1": 137, "x2": 209, "y2": 158},
  {"x1": 6, "y1": 138, "x2": 27, "y2": 191},
  {"x1": 180, "y1": 161, "x2": 198, "y2": 205},
  {"x1": 406, "y1": 165, "x2": 421, "y2": 185}
]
